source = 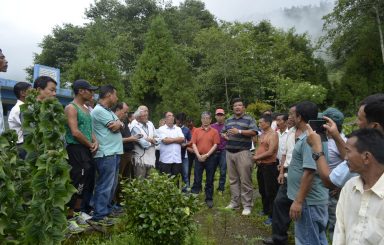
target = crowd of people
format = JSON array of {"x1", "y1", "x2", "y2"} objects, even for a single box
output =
[{"x1": 1, "y1": 48, "x2": 384, "y2": 244}]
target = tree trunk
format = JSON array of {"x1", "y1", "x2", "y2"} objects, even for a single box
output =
[
  {"x1": 224, "y1": 75, "x2": 229, "y2": 112},
  {"x1": 374, "y1": 4, "x2": 384, "y2": 64}
]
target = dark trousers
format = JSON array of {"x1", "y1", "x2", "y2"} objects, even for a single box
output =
[
  {"x1": 258, "y1": 163, "x2": 279, "y2": 217},
  {"x1": 186, "y1": 151, "x2": 195, "y2": 184},
  {"x1": 213, "y1": 150, "x2": 226, "y2": 191},
  {"x1": 191, "y1": 155, "x2": 215, "y2": 201},
  {"x1": 257, "y1": 165, "x2": 267, "y2": 213},
  {"x1": 272, "y1": 179, "x2": 293, "y2": 245},
  {"x1": 66, "y1": 144, "x2": 95, "y2": 213}
]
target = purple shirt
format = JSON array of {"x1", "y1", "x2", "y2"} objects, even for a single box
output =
[{"x1": 211, "y1": 122, "x2": 227, "y2": 151}]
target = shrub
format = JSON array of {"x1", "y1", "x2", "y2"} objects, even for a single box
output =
[{"x1": 121, "y1": 172, "x2": 200, "y2": 244}]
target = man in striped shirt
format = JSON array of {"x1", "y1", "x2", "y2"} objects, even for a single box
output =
[{"x1": 223, "y1": 98, "x2": 258, "y2": 215}]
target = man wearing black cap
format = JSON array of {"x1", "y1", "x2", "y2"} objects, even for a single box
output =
[{"x1": 64, "y1": 79, "x2": 99, "y2": 224}]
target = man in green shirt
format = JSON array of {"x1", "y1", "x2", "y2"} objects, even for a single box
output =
[{"x1": 64, "y1": 80, "x2": 99, "y2": 219}]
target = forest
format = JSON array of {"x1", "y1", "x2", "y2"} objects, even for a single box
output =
[{"x1": 28, "y1": 0, "x2": 384, "y2": 120}]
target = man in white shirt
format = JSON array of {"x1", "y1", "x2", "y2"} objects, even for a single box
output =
[
  {"x1": 333, "y1": 128, "x2": 384, "y2": 245},
  {"x1": 8, "y1": 82, "x2": 32, "y2": 158},
  {"x1": 157, "y1": 111, "x2": 184, "y2": 178},
  {"x1": 276, "y1": 113, "x2": 289, "y2": 165}
]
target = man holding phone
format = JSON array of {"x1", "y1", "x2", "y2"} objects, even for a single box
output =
[{"x1": 287, "y1": 101, "x2": 328, "y2": 244}]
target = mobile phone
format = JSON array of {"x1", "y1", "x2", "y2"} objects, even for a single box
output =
[{"x1": 308, "y1": 119, "x2": 328, "y2": 142}]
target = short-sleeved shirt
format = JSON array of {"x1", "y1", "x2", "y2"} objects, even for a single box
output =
[
  {"x1": 287, "y1": 131, "x2": 328, "y2": 205},
  {"x1": 158, "y1": 124, "x2": 184, "y2": 164},
  {"x1": 211, "y1": 122, "x2": 227, "y2": 151},
  {"x1": 222, "y1": 114, "x2": 258, "y2": 150},
  {"x1": 91, "y1": 104, "x2": 123, "y2": 158},
  {"x1": 180, "y1": 125, "x2": 191, "y2": 158},
  {"x1": 327, "y1": 133, "x2": 347, "y2": 170},
  {"x1": 192, "y1": 127, "x2": 220, "y2": 155}
]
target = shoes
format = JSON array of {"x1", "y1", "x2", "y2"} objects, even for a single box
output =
[
  {"x1": 264, "y1": 217, "x2": 272, "y2": 225},
  {"x1": 262, "y1": 237, "x2": 275, "y2": 244},
  {"x1": 242, "y1": 208, "x2": 251, "y2": 216},
  {"x1": 206, "y1": 200, "x2": 214, "y2": 208},
  {"x1": 87, "y1": 217, "x2": 115, "y2": 227},
  {"x1": 225, "y1": 203, "x2": 240, "y2": 210},
  {"x1": 67, "y1": 220, "x2": 85, "y2": 234},
  {"x1": 74, "y1": 212, "x2": 93, "y2": 225}
]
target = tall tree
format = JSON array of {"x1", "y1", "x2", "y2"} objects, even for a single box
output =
[
  {"x1": 67, "y1": 20, "x2": 125, "y2": 98},
  {"x1": 131, "y1": 15, "x2": 199, "y2": 121}
]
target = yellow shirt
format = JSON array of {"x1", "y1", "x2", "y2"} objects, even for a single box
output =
[{"x1": 333, "y1": 173, "x2": 384, "y2": 245}]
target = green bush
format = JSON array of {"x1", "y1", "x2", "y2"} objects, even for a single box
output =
[{"x1": 121, "y1": 172, "x2": 200, "y2": 244}]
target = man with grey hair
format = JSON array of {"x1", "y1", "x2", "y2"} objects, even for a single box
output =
[
  {"x1": 191, "y1": 111, "x2": 220, "y2": 208},
  {"x1": 131, "y1": 105, "x2": 158, "y2": 178},
  {"x1": 0, "y1": 49, "x2": 8, "y2": 134}
]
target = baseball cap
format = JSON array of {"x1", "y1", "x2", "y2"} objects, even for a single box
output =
[
  {"x1": 319, "y1": 107, "x2": 344, "y2": 126},
  {"x1": 73, "y1": 79, "x2": 99, "y2": 91},
  {"x1": 215, "y1": 108, "x2": 225, "y2": 115}
]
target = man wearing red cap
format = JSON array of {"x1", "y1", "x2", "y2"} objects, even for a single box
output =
[{"x1": 211, "y1": 108, "x2": 227, "y2": 194}]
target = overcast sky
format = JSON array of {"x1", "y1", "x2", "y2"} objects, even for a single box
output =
[{"x1": 0, "y1": 0, "x2": 329, "y2": 81}]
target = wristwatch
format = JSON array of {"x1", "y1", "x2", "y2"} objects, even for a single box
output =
[
  {"x1": 312, "y1": 151, "x2": 325, "y2": 161},
  {"x1": 238, "y1": 129, "x2": 242, "y2": 135}
]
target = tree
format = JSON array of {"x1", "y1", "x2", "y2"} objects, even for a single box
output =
[
  {"x1": 131, "y1": 15, "x2": 200, "y2": 122},
  {"x1": 322, "y1": 0, "x2": 384, "y2": 114},
  {"x1": 26, "y1": 24, "x2": 86, "y2": 83},
  {"x1": 67, "y1": 20, "x2": 125, "y2": 99}
]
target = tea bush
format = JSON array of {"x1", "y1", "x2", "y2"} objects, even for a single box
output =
[{"x1": 121, "y1": 172, "x2": 200, "y2": 244}]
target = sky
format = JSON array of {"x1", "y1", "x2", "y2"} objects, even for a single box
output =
[{"x1": 0, "y1": 0, "x2": 330, "y2": 81}]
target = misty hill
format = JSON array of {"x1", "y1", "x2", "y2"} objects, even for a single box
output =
[{"x1": 240, "y1": 1, "x2": 334, "y2": 43}]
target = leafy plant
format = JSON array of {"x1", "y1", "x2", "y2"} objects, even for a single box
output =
[
  {"x1": 0, "y1": 130, "x2": 26, "y2": 243},
  {"x1": 121, "y1": 172, "x2": 200, "y2": 244},
  {"x1": 20, "y1": 90, "x2": 76, "y2": 244}
]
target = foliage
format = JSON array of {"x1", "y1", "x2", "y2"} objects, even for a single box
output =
[
  {"x1": 276, "y1": 77, "x2": 327, "y2": 110},
  {"x1": 121, "y1": 172, "x2": 200, "y2": 244},
  {"x1": 0, "y1": 131, "x2": 26, "y2": 243},
  {"x1": 66, "y1": 20, "x2": 125, "y2": 100},
  {"x1": 31, "y1": 1, "x2": 330, "y2": 115},
  {"x1": 322, "y1": 0, "x2": 384, "y2": 115},
  {"x1": 21, "y1": 90, "x2": 76, "y2": 244},
  {"x1": 130, "y1": 15, "x2": 200, "y2": 122},
  {"x1": 246, "y1": 101, "x2": 273, "y2": 119}
]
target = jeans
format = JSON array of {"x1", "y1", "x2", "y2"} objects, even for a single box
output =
[
  {"x1": 191, "y1": 155, "x2": 215, "y2": 201},
  {"x1": 92, "y1": 154, "x2": 120, "y2": 220},
  {"x1": 272, "y1": 180, "x2": 292, "y2": 245},
  {"x1": 294, "y1": 201, "x2": 328, "y2": 245},
  {"x1": 213, "y1": 150, "x2": 226, "y2": 191},
  {"x1": 182, "y1": 157, "x2": 190, "y2": 187}
]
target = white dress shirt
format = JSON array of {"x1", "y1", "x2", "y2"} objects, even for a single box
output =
[
  {"x1": 333, "y1": 173, "x2": 384, "y2": 245},
  {"x1": 158, "y1": 124, "x2": 184, "y2": 164},
  {"x1": 8, "y1": 100, "x2": 24, "y2": 143},
  {"x1": 277, "y1": 128, "x2": 289, "y2": 161}
]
